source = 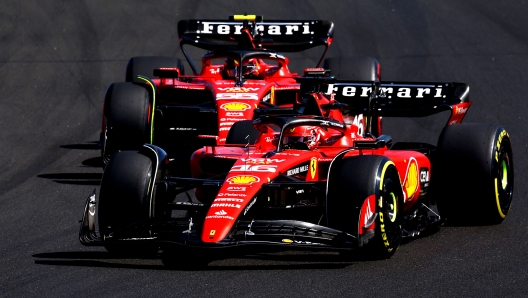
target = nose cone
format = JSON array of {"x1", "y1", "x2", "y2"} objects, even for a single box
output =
[{"x1": 201, "y1": 174, "x2": 265, "y2": 243}]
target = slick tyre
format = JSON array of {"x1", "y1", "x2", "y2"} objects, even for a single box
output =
[
  {"x1": 225, "y1": 120, "x2": 260, "y2": 145},
  {"x1": 323, "y1": 56, "x2": 380, "y2": 81},
  {"x1": 434, "y1": 123, "x2": 513, "y2": 225},
  {"x1": 102, "y1": 82, "x2": 151, "y2": 164},
  {"x1": 126, "y1": 56, "x2": 184, "y2": 83},
  {"x1": 98, "y1": 151, "x2": 157, "y2": 254},
  {"x1": 327, "y1": 156, "x2": 403, "y2": 259}
]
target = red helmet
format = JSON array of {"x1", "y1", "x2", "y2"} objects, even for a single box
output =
[
  {"x1": 282, "y1": 126, "x2": 321, "y2": 150},
  {"x1": 223, "y1": 58, "x2": 239, "y2": 79},
  {"x1": 242, "y1": 58, "x2": 261, "y2": 79},
  {"x1": 222, "y1": 58, "x2": 261, "y2": 79}
]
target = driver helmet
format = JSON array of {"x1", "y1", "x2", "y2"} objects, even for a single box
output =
[
  {"x1": 282, "y1": 126, "x2": 321, "y2": 149},
  {"x1": 223, "y1": 58, "x2": 239, "y2": 79},
  {"x1": 242, "y1": 58, "x2": 261, "y2": 78}
]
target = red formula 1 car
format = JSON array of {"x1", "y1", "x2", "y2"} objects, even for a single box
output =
[
  {"x1": 81, "y1": 69, "x2": 514, "y2": 267},
  {"x1": 100, "y1": 15, "x2": 343, "y2": 168}
]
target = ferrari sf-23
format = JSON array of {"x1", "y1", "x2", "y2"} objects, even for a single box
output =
[
  {"x1": 81, "y1": 70, "x2": 514, "y2": 267},
  {"x1": 100, "y1": 15, "x2": 341, "y2": 165}
]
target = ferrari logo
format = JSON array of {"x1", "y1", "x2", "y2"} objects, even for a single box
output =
[
  {"x1": 209, "y1": 230, "x2": 216, "y2": 237},
  {"x1": 310, "y1": 157, "x2": 317, "y2": 179}
]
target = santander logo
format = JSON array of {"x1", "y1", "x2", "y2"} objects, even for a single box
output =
[{"x1": 215, "y1": 210, "x2": 227, "y2": 215}]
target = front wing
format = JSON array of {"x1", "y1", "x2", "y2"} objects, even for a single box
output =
[{"x1": 79, "y1": 190, "x2": 357, "y2": 252}]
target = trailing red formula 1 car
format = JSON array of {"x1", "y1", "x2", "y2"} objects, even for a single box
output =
[
  {"x1": 101, "y1": 15, "x2": 355, "y2": 167},
  {"x1": 80, "y1": 68, "x2": 514, "y2": 267}
]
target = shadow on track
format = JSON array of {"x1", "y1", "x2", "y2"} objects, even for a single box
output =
[
  {"x1": 32, "y1": 251, "x2": 364, "y2": 271},
  {"x1": 37, "y1": 173, "x2": 102, "y2": 185}
]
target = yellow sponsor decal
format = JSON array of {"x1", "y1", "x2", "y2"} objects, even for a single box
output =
[
  {"x1": 209, "y1": 230, "x2": 216, "y2": 238},
  {"x1": 282, "y1": 239, "x2": 293, "y2": 243},
  {"x1": 226, "y1": 175, "x2": 260, "y2": 185},
  {"x1": 220, "y1": 102, "x2": 251, "y2": 111},
  {"x1": 404, "y1": 162, "x2": 418, "y2": 198},
  {"x1": 310, "y1": 157, "x2": 317, "y2": 179}
]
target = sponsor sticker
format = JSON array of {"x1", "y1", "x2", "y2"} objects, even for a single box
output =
[
  {"x1": 231, "y1": 164, "x2": 277, "y2": 172},
  {"x1": 214, "y1": 198, "x2": 244, "y2": 202},
  {"x1": 217, "y1": 193, "x2": 247, "y2": 197},
  {"x1": 210, "y1": 203, "x2": 241, "y2": 208},
  {"x1": 240, "y1": 158, "x2": 285, "y2": 164},
  {"x1": 220, "y1": 102, "x2": 251, "y2": 111},
  {"x1": 287, "y1": 164, "x2": 309, "y2": 176},
  {"x1": 403, "y1": 158, "x2": 419, "y2": 201},
  {"x1": 217, "y1": 93, "x2": 259, "y2": 100},
  {"x1": 244, "y1": 198, "x2": 257, "y2": 215},
  {"x1": 325, "y1": 84, "x2": 445, "y2": 99},
  {"x1": 218, "y1": 87, "x2": 259, "y2": 92},
  {"x1": 226, "y1": 186, "x2": 246, "y2": 192},
  {"x1": 225, "y1": 112, "x2": 244, "y2": 117},
  {"x1": 226, "y1": 175, "x2": 260, "y2": 185},
  {"x1": 206, "y1": 215, "x2": 235, "y2": 220}
]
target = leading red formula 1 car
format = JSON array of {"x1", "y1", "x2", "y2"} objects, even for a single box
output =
[
  {"x1": 100, "y1": 15, "x2": 346, "y2": 167},
  {"x1": 81, "y1": 69, "x2": 514, "y2": 267}
]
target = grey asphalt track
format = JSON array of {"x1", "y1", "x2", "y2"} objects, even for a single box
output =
[{"x1": 1, "y1": 1, "x2": 527, "y2": 296}]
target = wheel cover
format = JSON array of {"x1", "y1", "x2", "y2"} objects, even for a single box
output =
[
  {"x1": 500, "y1": 160, "x2": 508, "y2": 190},
  {"x1": 388, "y1": 192, "x2": 397, "y2": 222},
  {"x1": 495, "y1": 147, "x2": 513, "y2": 218}
]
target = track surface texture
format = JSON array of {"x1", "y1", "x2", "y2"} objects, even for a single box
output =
[{"x1": 1, "y1": 1, "x2": 527, "y2": 297}]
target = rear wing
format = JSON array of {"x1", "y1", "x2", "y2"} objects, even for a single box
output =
[
  {"x1": 322, "y1": 81, "x2": 470, "y2": 117},
  {"x1": 296, "y1": 77, "x2": 472, "y2": 129},
  {"x1": 178, "y1": 18, "x2": 334, "y2": 52}
]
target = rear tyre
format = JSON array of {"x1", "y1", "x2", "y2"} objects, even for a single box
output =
[
  {"x1": 434, "y1": 123, "x2": 514, "y2": 225},
  {"x1": 98, "y1": 151, "x2": 158, "y2": 254},
  {"x1": 323, "y1": 56, "x2": 380, "y2": 81},
  {"x1": 126, "y1": 56, "x2": 184, "y2": 83},
  {"x1": 225, "y1": 120, "x2": 260, "y2": 145},
  {"x1": 102, "y1": 82, "x2": 151, "y2": 164},
  {"x1": 327, "y1": 156, "x2": 403, "y2": 259}
]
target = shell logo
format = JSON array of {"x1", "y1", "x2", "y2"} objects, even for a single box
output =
[
  {"x1": 220, "y1": 102, "x2": 251, "y2": 111},
  {"x1": 226, "y1": 175, "x2": 260, "y2": 185},
  {"x1": 404, "y1": 159, "x2": 419, "y2": 200}
]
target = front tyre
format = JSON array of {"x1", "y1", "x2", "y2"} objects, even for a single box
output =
[
  {"x1": 98, "y1": 151, "x2": 157, "y2": 254},
  {"x1": 327, "y1": 156, "x2": 403, "y2": 259}
]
